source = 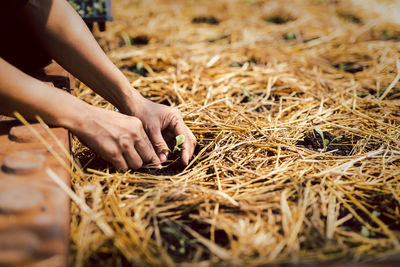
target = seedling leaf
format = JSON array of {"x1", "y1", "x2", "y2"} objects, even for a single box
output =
[
  {"x1": 372, "y1": 210, "x2": 381, "y2": 217},
  {"x1": 323, "y1": 139, "x2": 330, "y2": 151},
  {"x1": 242, "y1": 87, "x2": 254, "y2": 102},
  {"x1": 173, "y1": 134, "x2": 185, "y2": 153},
  {"x1": 330, "y1": 135, "x2": 342, "y2": 144},
  {"x1": 313, "y1": 126, "x2": 324, "y2": 140},
  {"x1": 361, "y1": 226, "x2": 370, "y2": 237},
  {"x1": 121, "y1": 32, "x2": 131, "y2": 46},
  {"x1": 285, "y1": 32, "x2": 296, "y2": 40},
  {"x1": 136, "y1": 62, "x2": 144, "y2": 72}
]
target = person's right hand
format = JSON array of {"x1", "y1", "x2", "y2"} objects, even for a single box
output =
[{"x1": 70, "y1": 106, "x2": 161, "y2": 171}]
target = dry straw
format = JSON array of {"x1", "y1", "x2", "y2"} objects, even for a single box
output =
[{"x1": 55, "y1": 0, "x2": 400, "y2": 266}]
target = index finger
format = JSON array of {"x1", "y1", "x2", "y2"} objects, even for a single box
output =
[
  {"x1": 135, "y1": 128, "x2": 161, "y2": 168},
  {"x1": 173, "y1": 119, "x2": 196, "y2": 165}
]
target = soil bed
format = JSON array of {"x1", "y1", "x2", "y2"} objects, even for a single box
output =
[{"x1": 66, "y1": 0, "x2": 400, "y2": 266}]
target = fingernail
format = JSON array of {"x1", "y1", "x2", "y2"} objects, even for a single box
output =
[{"x1": 159, "y1": 153, "x2": 167, "y2": 162}]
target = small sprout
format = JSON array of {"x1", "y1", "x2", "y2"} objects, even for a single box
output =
[
  {"x1": 384, "y1": 29, "x2": 394, "y2": 40},
  {"x1": 242, "y1": 87, "x2": 254, "y2": 102},
  {"x1": 230, "y1": 62, "x2": 241, "y2": 67},
  {"x1": 285, "y1": 32, "x2": 296, "y2": 40},
  {"x1": 372, "y1": 210, "x2": 381, "y2": 217},
  {"x1": 338, "y1": 62, "x2": 346, "y2": 71},
  {"x1": 357, "y1": 91, "x2": 368, "y2": 97},
  {"x1": 361, "y1": 225, "x2": 370, "y2": 237},
  {"x1": 313, "y1": 126, "x2": 342, "y2": 152},
  {"x1": 173, "y1": 134, "x2": 185, "y2": 153},
  {"x1": 120, "y1": 32, "x2": 131, "y2": 46},
  {"x1": 136, "y1": 62, "x2": 144, "y2": 72},
  {"x1": 313, "y1": 126, "x2": 325, "y2": 151},
  {"x1": 264, "y1": 16, "x2": 287, "y2": 24}
]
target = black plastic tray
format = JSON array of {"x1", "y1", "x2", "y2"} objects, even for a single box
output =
[{"x1": 67, "y1": 0, "x2": 113, "y2": 23}]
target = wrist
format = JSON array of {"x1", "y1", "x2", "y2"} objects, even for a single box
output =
[
  {"x1": 59, "y1": 99, "x2": 95, "y2": 134},
  {"x1": 115, "y1": 83, "x2": 147, "y2": 116}
]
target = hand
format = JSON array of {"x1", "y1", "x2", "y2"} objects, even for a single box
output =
[
  {"x1": 128, "y1": 98, "x2": 197, "y2": 165},
  {"x1": 70, "y1": 106, "x2": 161, "y2": 171}
]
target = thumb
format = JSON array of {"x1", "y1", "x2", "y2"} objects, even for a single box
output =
[{"x1": 148, "y1": 128, "x2": 169, "y2": 162}]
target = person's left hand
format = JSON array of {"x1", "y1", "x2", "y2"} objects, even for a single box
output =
[{"x1": 125, "y1": 97, "x2": 197, "y2": 166}]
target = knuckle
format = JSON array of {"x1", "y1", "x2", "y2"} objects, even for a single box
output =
[
  {"x1": 172, "y1": 108, "x2": 182, "y2": 117},
  {"x1": 154, "y1": 141, "x2": 166, "y2": 149},
  {"x1": 170, "y1": 115, "x2": 180, "y2": 127},
  {"x1": 146, "y1": 123, "x2": 158, "y2": 133},
  {"x1": 130, "y1": 117, "x2": 143, "y2": 128},
  {"x1": 107, "y1": 147, "x2": 120, "y2": 159},
  {"x1": 118, "y1": 135, "x2": 131, "y2": 150}
]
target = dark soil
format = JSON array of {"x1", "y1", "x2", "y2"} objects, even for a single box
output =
[
  {"x1": 338, "y1": 13, "x2": 362, "y2": 24},
  {"x1": 192, "y1": 16, "x2": 220, "y2": 25},
  {"x1": 333, "y1": 62, "x2": 369, "y2": 73},
  {"x1": 339, "y1": 192, "x2": 400, "y2": 237},
  {"x1": 230, "y1": 57, "x2": 258, "y2": 68},
  {"x1": 263, "y1": 15, "x2": 295, "y2": 24},
  {"x1": 131, "y1": 35, "x2": 149, "y2": 45},
  {"x1": 297, "y1": 129, "x2": 355, "y2": 156},
  {"x1": 121, "y1": 63, "x2": 148, "y2": 76},
  {"x1": 158, "y1": 216, "x2": 229, "y2": 262},
  {"x1": 76, "y1": 143, "x2": 204, "y2": 176},
  {"x1": 208, "y1": 34, "x2": 231, "y2": 43},
  {"x1": 141, "y1": 143, "x2": 203, "y2": 176}
]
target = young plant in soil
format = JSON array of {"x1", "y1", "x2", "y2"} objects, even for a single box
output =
[
  {"x1": 313, "y1": 126, "x2": 342, "y2": 153},
  {"x1": 297, "y1": 127, "x2": 355, "y2": 156},
  {"x1": 173, "y1": 134, "x2": 185, "y2": 153}
]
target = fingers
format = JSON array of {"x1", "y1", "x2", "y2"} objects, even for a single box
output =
[
  {"x1": 147, "y1": 125, "x2": 170, "y2": 162},
  {"x1": 180, "y1": 125, "x2": 197, "y2": 165},
  {"x1": 119, "y1": 134, "x2": 143, "y2": 170},
  {"x1": 102, "y1": 144, "x2": 129, "y2": 172},
  {"x1": 108, "y1": 117, "x2": 160, "y2": 171},
  {"x1": 133, "y1": 126, "x2": 161, "y2": 167},
  {"x1": 170, "y1": 115, "x2": 197, "y2": 165}
]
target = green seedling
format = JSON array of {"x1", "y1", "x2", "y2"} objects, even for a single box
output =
[
  {"x1": 136, "y1": 62, "x2": 144, "y2": 72},
  {"x1": 384, "y1": 29, "x2": 394, "y2": 40},
  {"x1": 173, "y1": 134, "x2": 185, "y2": 153},
  {"x1": 120, "y1": 32, "x2": 131, "y2": 46},
  {"x1": 242, "y1": 87, "x2": 254, "y2": 102},
  {"x1": 372, "y1": 210, "x2": 380, "y2": 217},
  {"x1": 337, "y1": 62, "x2": 346, "y2": 71},
  {"x1": 357, "y1": 91, "x2": 368, "y2": 97},
  {"x1": 360, "y1": 225, "x2": 370, "y2": 237},
  {"x1": 361, "y1": 210, "x2": 380, "y2": 237},
  {"x1": 285, "y1": 32, "x2": 296, "y2": 40},
  {"x1": 313, "y1": 126, "x2": 342, "y2": 152}
]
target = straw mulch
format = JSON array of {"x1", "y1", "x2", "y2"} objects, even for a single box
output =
[{"x1": 66, "y1": 0, "x2": 400, "y2": 266}]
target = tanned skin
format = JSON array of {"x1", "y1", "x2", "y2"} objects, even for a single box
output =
[{"x1": 0, "y1": 0, "x2": 196, "y2": 171}]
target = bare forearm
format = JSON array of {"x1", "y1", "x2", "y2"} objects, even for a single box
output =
[
  {"x1": 22, "y1": 0, "x2": 142, "y2": 113},
  {"x1": 0, "y1": 58, "x2": 90, "y2": 130}
]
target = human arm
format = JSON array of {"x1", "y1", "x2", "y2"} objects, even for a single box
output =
[
  {"x1": 21, "y1": 0, "x2": 196, "y2": 165},
  {"x1": 0, "y1": 58, "x2": 159, "y2": 171}
]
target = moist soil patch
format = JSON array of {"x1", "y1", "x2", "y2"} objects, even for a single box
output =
[
  {"x1": 333, "y1": 61, "x2": 369, "y2": 73},
  {"x1": 297, "y1": 129, "x2": 355, "y2": 156},
  {"x1": 75, "y1": 143, "x2": 204, "y2": 176},
  {"x1": 191, "y1": 16, "x2": 220, "y2": 25}
]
